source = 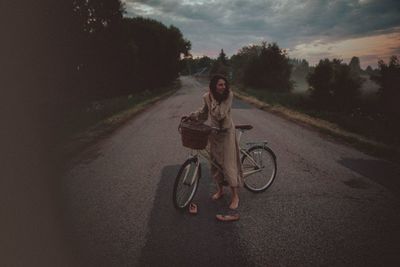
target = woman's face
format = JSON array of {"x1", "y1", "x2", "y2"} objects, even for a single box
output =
[{"x1": 216, "y1": 79, "x2": 226, "y2": 95}]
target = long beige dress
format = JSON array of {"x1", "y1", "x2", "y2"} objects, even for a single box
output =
[{"x1": 191, "y1": 90, "x2": 243, "y2": 187}]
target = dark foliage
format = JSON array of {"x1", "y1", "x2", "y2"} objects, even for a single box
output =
[
  {"x1": 181, "y1": 56, "x2": 215, "y2": 76},
  {"x1": 230, "y1": 45, "x2": 261, "y2": 83},
  {"x1": 307, "y1": 58, "x2": 362, "y2": 110},
  {"x1": 349, "y1": 56, "x2": 362, "y2": 74},
  {"x1": 371, "y1": 56, "x2": 400, "y2": 117},
  {"x1": 120, "y1": 17, "x2": 191, "y2": 91},
  {"x1": 210, "y1": 49, "x2": 230, "y2": 78},
  {"x1": 20, "y1": 0, "x2": 191, "y2": 106},
  {"x1": 231, "y1": 42, "x2": 292, "y2": 92},
  {"x1": 365, "y1": 65, "x2": 380, "y2": 76}
]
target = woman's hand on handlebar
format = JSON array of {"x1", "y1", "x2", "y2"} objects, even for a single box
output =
[
  {"x1": 211, "y1": 127, "x2": 227, "y2": 134},
  {"x1": 182, "y1": 113, "x2": 197, "y2": 122},
  {"x1": 181, "y1": 116, "x2": 226, "y2": 133}
]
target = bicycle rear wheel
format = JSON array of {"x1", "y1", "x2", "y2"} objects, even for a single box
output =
[
  {"x1": 173, "y1": 158, "x2": 200, "y2": 209},
  {"x1": 241, "y1": 145, "x2": 277, "y2": 192}
]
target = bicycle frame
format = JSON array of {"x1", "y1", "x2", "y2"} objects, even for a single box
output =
[{"x1": 186, "y1": 128, "x2": 268, "y2": 181}]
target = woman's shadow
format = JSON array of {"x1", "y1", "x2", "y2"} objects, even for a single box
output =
[{"x1": 138, "y1": 164, "x2": 251, "y2": 266}]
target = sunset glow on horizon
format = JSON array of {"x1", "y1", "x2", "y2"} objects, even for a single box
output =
[{"x1": 290, "y1": 29, "x2": 400, "y2": 68}]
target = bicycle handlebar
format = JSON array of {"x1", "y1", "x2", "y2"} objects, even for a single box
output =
[
  {"x1": 181, "y1": 116, "x2": 227, "y2": 134},
  {"x1": 210, "y1": 126, "x2": 227, "y2": 134}
]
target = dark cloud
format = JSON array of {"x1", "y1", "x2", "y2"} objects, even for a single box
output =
[{"x1": 122, "y1": 0, "x2": 400, "y2": 63}]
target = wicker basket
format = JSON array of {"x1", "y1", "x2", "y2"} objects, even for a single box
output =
[{"x1": 179, "y1": 120, "x2": 212, "y2": 150}]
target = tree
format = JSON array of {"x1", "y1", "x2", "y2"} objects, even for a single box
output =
[
  {"x1": 307, "y1": 59, "x2": 333, "y2": 105},
  {"x1": 181, "y1": 56, "x2": 214, "y2": 75},
  {"x1": 217, "y1": 49, "x2": 228, "y2": 65},
  {"x1": 19, "y1": 0, "x2": 191, "y2": 103},
  {"x1": 210, "y1": 49, "x2": 230, "y2": 77},
  {"x1": 241, "y1": 42, "x2": 292, "y2": 92},
  {"x1": 331, "y1": 60, "x2": 362, "y2": 108},
  {"x1": 230, "y1": 45, "x2": 262, "y2": 83},
  {"x1": 371, "y1": 56, "x2": 400, "y2": 116},
  {"x1": 70, "y1": 0, "x2": 126, "y2": 100},
  {"x1": 365, "y1": 65, "x2": 373, "y2": 74},
  {"x1": 164, "y1": 25, "x2": 191, "y2": 80},
  {"x1": 197, "y1": 56, "x2": 214, "y2": 71},
  {"x1": 121, "y1": 17, "x2": 191, "y2": 89},
  {"x1": 349, "y1": 56, "x2": 361, "y2": 74},
  {"x1": 307, "y1": 58, "x2": 362, "y2": 110}
]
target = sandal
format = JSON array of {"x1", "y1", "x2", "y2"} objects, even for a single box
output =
[
  {"x1": 216, "y1": 213, "x2": 240, "y2": 222},
  {"x1": 188, "y1": 203, "x2": 198, "y2": 215}
]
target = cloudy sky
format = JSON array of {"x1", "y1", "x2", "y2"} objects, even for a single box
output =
[{"x1": 122, "y1": 0, "x2": 400, "y2": 68}]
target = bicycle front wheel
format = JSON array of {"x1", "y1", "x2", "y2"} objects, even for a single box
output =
[
  {"x1": 173, "y1": 158, "x2": 200, "y2": 209},
  {"x1": 241, "y1": 145, "x2": 277, "y2": 192}
]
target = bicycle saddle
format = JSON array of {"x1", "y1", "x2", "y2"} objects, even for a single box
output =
[{"x1": 235, "y1": 124, "x2": 253, "y2": 130}]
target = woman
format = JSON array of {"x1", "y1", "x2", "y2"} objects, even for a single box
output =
[{"x1": 189, "y1": 74, "x2": 243, "y2": 211}]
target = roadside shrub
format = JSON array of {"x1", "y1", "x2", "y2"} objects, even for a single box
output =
[
  {"x1": 371, "y1": 56, "x2": 400, "y2": 117},
  {"x1": 307, "y1": 58, "x2": 362, "y2": 111},
  {"x1": 231, "y1": 42, "x2": 292, "y2": 92}
]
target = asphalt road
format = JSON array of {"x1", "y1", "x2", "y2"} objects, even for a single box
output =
[{"x1": 63, "y1": 76, "x2": 400, "y2": 266}]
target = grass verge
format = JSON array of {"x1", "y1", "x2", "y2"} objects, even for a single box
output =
[
  {"x1": 233, "y1": 87, "x2": 400, "y2": 163},
  {"x1": 63, "y1": 81, "x2": 180, "y2": 160}
]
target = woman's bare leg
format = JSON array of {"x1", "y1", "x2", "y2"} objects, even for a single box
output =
[
  {"x1": 211, "y1": 171, "x2": 224, "y2": 200},
  {"x1": 229, "y1": 187, "x2": 239, "y2": 209},
  {"x1": 212, "y1": 183, "x2": 224, "y2": 200}
]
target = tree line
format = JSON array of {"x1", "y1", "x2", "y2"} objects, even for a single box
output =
[
  {"x1": 22, "y1": 0, "x2": 190, "y2": 108},
  {"x1": 183, "y1": 43, "x2": 399, "y2": 120}
]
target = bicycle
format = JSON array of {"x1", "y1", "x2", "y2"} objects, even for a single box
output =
[{"x1": 173, "y1": 122, "x2": 277, "y2": 209}]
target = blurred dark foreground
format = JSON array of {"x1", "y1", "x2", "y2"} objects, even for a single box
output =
[{"x1": 2, "y1": 2, "x2": 102, "y2": 266}]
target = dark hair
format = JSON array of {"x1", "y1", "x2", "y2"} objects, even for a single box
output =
[{"x1": 209, "y1": 74, "x2": 230, "y2": 103}]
